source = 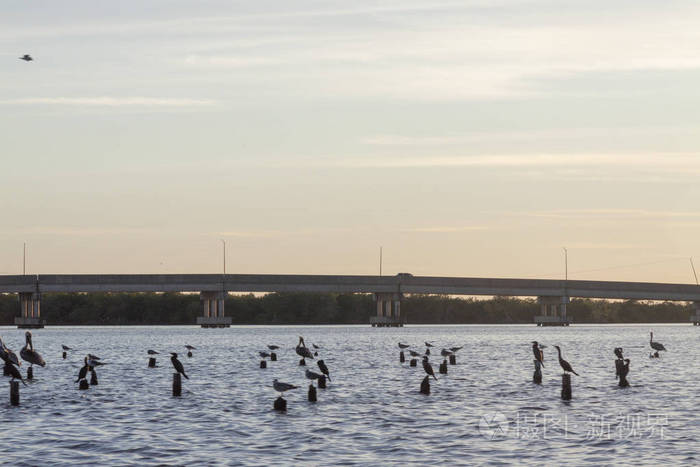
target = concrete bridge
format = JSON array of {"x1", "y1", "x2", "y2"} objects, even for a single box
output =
[{"x1": 2, "y1": 273, "x2": 700, "y2": 327}]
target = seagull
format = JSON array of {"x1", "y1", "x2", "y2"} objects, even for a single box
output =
[
  {"x1": 398, "y1": 343, "x2": 410, "y2": 349},
  {"x1": 449, "y1": 346, "x2": 463, "y2": 353},
  {"x1": 259, "y1": 351, "x2": 271, "y2": 359},
  {"x1": 62, "y1": 345, "x2": 72, "y2": 351},
  {"x1": 317, "y1": 359, "x2": 331, "y2": 381},
  {"x1": 185, "y1": 345, "x2": 196, "y2": 351},
  {"x1": 425, "y1": 342, "x2": 434, "y2": 347},
  {"x1": 440, "y1": 348, "x2": 453, "y2": 357},
  {"x1": 87, "y1": 354, "x2": 101, "y2": 361},
  {"x1": 273, "y1": 379, "x2": 298, "y2": 395},
  {"x1": 19, "y1": 54, "x2": 33, "y2": 61},
  {"x1": 147, "y1": 350, "x2": 159, "y2": 355},
  {"x1": 305, "y1": 369, "x2": 323, "y2": 380},
  {"x1": 422, "y1": 356, "x2": 437, "y2": 380},
  {"x1": 649, "y1": 332, "x2": 666, "y2": 352},
  {"x1": 170, "y1": 353, "x2": 189, "y2": 379},
  {"x1": 409, "y1": 350, "x2": 421, "y2": 357},
  {"x1": 87, "y1": 356, "x2": 104, "y2": 367},
  {"x1": 267, "y1": 345, "x2": 280, "y2": 351},
  {"x1": 553, "y1": 345, "x2": 579, "y2": 376},
  {"x1": 312, "y1": 343, "x2": 320, "y2": 350}
]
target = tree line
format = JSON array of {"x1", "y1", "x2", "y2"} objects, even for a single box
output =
[{"x1": 0, "y1": 292, "x2": 694, "y2": 325}]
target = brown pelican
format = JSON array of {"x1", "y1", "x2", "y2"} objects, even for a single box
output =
[
  {"x1": 649, "y1": 332, "x2": 666, "y2": 352},
  {"x1": 20, "y1": 332, "x2": 45, "y2": 368},
  {"x1": 0, "y1": 338, "x2": 21, "y2": 366},
  {"x1": 422, "y1": 356, "x2": 437, "y2": 380},
  {"x1": 273, "y1": 379, "x2": 298, "y2": 395},
  {"x1": 170, "y1": 353, "x2": 189, "y2": 379},
  {"x1": 296, "y1": 337, "x2": 314, "y2": 359},
  {"x1": 553, "y1": 345, "x2": 579, "y2": 376},
  {"x1": 440, "y1": 348, "x2": 453, "y2": 357},
  {"x1": 317, "y1": 359, "x2": 331, "y2": 381},
  {"x1": 532, "y1": 341, "x2": 545, "y2": 367},
  {"x1": 4, "y1": 362, "x2": 26, "y2": 385}
]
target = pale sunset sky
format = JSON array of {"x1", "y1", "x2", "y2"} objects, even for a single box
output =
[{"x1": 2, "y1": 1, "x2": 700, "y2": 282}]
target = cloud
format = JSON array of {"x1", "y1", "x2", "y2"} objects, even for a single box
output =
[
  {"x1": 0, "y1": 97, "x2": 216, "y2": 107},
  {"x1": 401, "y1": 226, "x2": 488, "y2": 233},
  {"x1": 517, "y1": 209, "x2": 700, "y2": 220}
]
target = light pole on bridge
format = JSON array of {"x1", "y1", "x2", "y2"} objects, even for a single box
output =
[{"x1": 221, "y1": 239, "x2": 226, "y2": 275}]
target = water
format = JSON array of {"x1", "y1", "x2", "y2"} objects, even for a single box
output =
[{"x1": 0, "y1": 324, "x2": 697, "y2": 465}]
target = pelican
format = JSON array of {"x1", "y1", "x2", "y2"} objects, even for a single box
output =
[
  {"x1": 147, "y1": 350, "x2": 159, "y2": 355},
  {"x1": 273, "y1": 379, "x2": 298, "y2": 395},
  {"x1": 532, "y1": 341, "x2": 545, "y2": 367},
  {"x1": 398, "y1": 343, "x2": 410, "y2": 349},
  {"x1": 19, "y1": 54, "x2": 33, "y2": 61},
  {"x1": 296, "y1": 337, "x2": 314, "y2": 359},
  {"x1": 553, "y1": 345, "x2": 579, "y2": 376},
  {"x1": 267, "y1": 345, "x2": 280, "y2": 351},
  {"x1": 649, "y1": 332, "x2": 666, "y2": 352},
  {"x1": 20, "y1": 332, "x2": 45, "y2": 368},
  {"x1": 422, "y1": 356, "x2": 437, "y2": 380},
  {"x1": 170, "y1": 353, "x2": 189, "y2": 379},
  {"x1": 0, "y1": 338, "x2": 20, "y2": 367},
  {"x1": 4, "y1": 362, "x2": 26, "y2": 386},
  {"x1": 317, "y1": 360, "x2": 331, "y2": 381}
]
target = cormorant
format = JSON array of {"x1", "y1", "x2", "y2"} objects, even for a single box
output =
[
  {"x1": 75, "y1": 357, "x2": 89, "y2": 382},
  {"x1": 649, "y1": 332, "x2": 666, "y2": 352},
  {"x1": 422, "y1": 356, "x2": 437, "y2": 380},
  {"x1": 19, "y1": 54, "x2": 33, "y2": 61},
  {"x1": 273, "y1": 379, "x2": 298, "y2": 395},
  {"x1": 532, "y1": 341, "x2": 545, "y2": 367},
  {"x1": 317, "y1": 359, "x2": 331, "y2": 381},
  {"x1": 20, "y1": 332, "x2": 46, "y2": 368},
  {"x1": 296, "y1": 336, "x2": 314, "y2": 359},
  {"x1": 614, "y1": 347, "x2": 623, "y2": 359},
  {"x1": 553, "y1": 345, "x2": 579, "y2": 376},
  {"x1": 170, "y1": 353, "x2": 189, "y2": 379}
]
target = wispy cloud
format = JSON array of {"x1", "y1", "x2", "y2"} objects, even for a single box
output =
[
  {"x1": 517, "y1": 209, "x2": 700, "y2": 220},
  {"x1": 0, "y1": 97, "x2": 216, "y2": 107},
  {"x1": 401, "y1": 226, "x2": 488, "y2": 233}
]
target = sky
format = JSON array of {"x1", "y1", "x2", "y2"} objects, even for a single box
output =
[{"x1": 1, "y1": 0, "x2": 700, "y2": 283}]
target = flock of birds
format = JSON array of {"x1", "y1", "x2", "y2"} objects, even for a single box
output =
[
  {"x1": 397, "y1": 341, "x2": 463, "y2": 388},
  {"x1": 271, "y1": 337, "x2": 332, "y2": 398},
  {"x1": 1, "y1": 332, "x2": 46, "y2": 385}
]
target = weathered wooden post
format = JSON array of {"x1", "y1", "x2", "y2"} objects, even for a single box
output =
[
  {"x1": 299, "y1": 358, "x2": 306, "y2": 366},
  {"x1": 318, "y1": 375, "x2": 327, "y2": 389},
  {"x1": 62, "y1": 351, "x2": 67, "y2": 359},
  {"x1": 270, "y1": 352, "x2": 277, "y2": 361},
  {"x1": 449, "y1": 354, "x2": 456, "y2": 365},
  {"x1": 420, "y1": 376, "x2": 430, "y2": 395},
  {"x1": 27, "y1": 367, "x2": 33, "y2": 380},
  {"x1": 308, "y1": 384, "x2": 317, "y2": 402},
  {"x1": 561, "y1": 374, "x2": 572, "y2": 400},
  {"x1": 260, "y1": 360, "x2": 267, "y2": 369},
  {"x1": 148, "y1": 358, "x2": 157, "y2": 368},
  {"x1": 90, "y1": 370, "x2": 98, "y2": 386},
  {"x1": 400, "y1": 351, "x2": 405, "y2": 363},
  {"x1": 173, "y1": 373, "x2": 182, "y2": 396},
  {"x1": 533, "y1": 360, "x2": 542, "y2": 384},
  {"x1": 79, "y1": 379, "x2": 89, "y2": 390},
  {"x1": 10, "y1": 381, "x2": 19, "y2": 406},
  {"x1": 439, "y1": 359, "x2": 448, "y2": 375},
  {"x1": 409, "y1": 359, "x2": 417, "y2": 367},
  {"x1": 274, "y1": 396, "x2": 287, "y2": 411},
  {"x1": 187, "y1": 351, "x2": 193, "y2": 358}
]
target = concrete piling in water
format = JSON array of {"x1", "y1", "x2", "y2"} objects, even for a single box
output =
[
  {"x1": 449, "y1": 355, "x2": 456, "y2": 365},
  {"x1": 400, "y1": 351, "x2": 405, "y2": 363},
  {"x1": 274, "y1": 396, "x2": 287, "y2": 411},
  {"x1": 90, "y1": 370, "x2": 98, "y2": 386},
  {"x1": 270, "y1": 352, "x2": 277, "y2": 361},
  {"x1": 10, "y1": 381, "x2": 19, "y2": 406},
  {"x1": 173, "y1": 373, "x2": 182, "y2": 396},
  {"x1": 533, "y1": 360, "x2": 542, "y2": 384},
  {"x1": 79, "y1": 379, "x2": 89, "y2": 390},
  {"x1": 308, "y1": 384, "x2": 317, "y2": 402},
  {"x1": 409, "y1": 359, "x2": 417, "y2": 367},
  {"x1": 27, "y1": 367, "x2": 33, "y2": 380},
  {"x1": 561, "y1": 374, "x2": 572, "y2": 400},
  {"x1": 260, "y1": 360, "x2": 267, "y2": 369},
  {"x1": 148, "y1": 358, "x2": 157, "y2": 368},
  {"x1": 439, "y1": 359, "x2": 448, "y2": 375},
  {"x1": 318, "y1": 375, "x2": 327, "y2": 389},
  {"x1": 299, "y1": 358, "x2": 306, "y2": 366},
  {"x1": 420, "y1": 376, "x2": 431, "y2": 395}
]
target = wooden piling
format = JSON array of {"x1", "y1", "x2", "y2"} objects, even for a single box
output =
[
  {"x1": 318, "y1": 375, "x2": 327, "y2": 389},
  {"x1": 308, "y1": 384, "x2": 317, "y2": 402},
  {"x1": 270, "y1": 352, "x2": 277, "y2": 361},
  {"x1": 79, "y1": 379, "x2": 89, "y2": 390},
  {"x1": 27, "y1": 367, "x2": 33, "y2": 380},
  {"x1": 10, "y1": 381, "x2": 19, "y2": 406},
  {"x1": 260, "y1": 360, "x2": 267, "y2": 369},
  {"x1": 409, "y1": 359, "x2": 417, "y2": 367},
  {"x1": 439, "y1": 360, "x2": 448, "y2": 374},
  {"x1": 62, "y1": 351, "x2": 67, "y2": 359},
  {"x1": 400, "y1": 351, "x2": 405, "y2": 363},
  {"x1": 274, "y1": 396, "x2": 287, "y2": 411},
  {"x1": 173, "y1": 373, "x2": 182, "y2": 396},
  {"x1": 187, "y1": 351, "x2": 193, "y2": 358},
  {"x1": 420, "y1": 376, "x2": 430, "y2": 395},
  {"x1": 299, "y1": 358, "x2": 306, "y2": 366},
  {"x1": 90, "y1": 370, "x2": 98, "y2": 386},
  {"x1": 561, "y1": 374, "x2": 572, "y2": 400},
  {"x1": 148, "y1": 357, "x2": 157, "y2": 368},
  {"x1": 449, "y1": 354, "x2": 456, "y2": 365},
  {"x1": 533, "y1": 360, "x2": 542, "y2": 384}
]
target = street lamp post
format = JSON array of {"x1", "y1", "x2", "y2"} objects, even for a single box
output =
[
  {"x1": 563, "y1": 247, "x2": 568, "y2": 281},
  {"x1": 221, "y1": 239, "x2": 226, "y2": 275}
]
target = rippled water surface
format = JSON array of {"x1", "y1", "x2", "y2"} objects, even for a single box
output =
[{"x1": 0, "y1": 324, "x2": 697, "y2": 465}]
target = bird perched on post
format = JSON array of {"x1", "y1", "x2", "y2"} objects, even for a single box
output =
[
  {"x1": 317, "y1": 360, "x2": 331, "y2": 381},
  {"x1": 422, "y1": 356, "x2": 437, "y2": 380},
  {"x1": 20, "y1": 331, "x2": 46, "y2": 368},
  {"x1": 4, "y1": 362, "x2": 26, "y2": 386},
  {"x1": 296, "y1": 336, "x2": 314, "y2": 359},
  {"x1": 649, "y1": 332, "x2": 666, "y2": 352},
  {"x1": 553, "y1": 345, "x2": 579, "y2": 376},
  {"x1": 267, "y1": 345, "x2": 280, "y2": 351},
  {"x1": 273, "y1": 379, "x2": 298, "y2": 395},
  {"x1": 614, "y1": 347, "x2": 623, "y2": 359},
  {"x1": 398, "y1": 342, "x2": 409, "y2": 349},
  {"x1": 259, "y1": 351, "x2": 271, "y2": 359},
  {"x1": 532, "y1": 341, "x2": 545, "y2": 367},
  {"x1": 62, "y1": 345, "x2": 72, "y2": 351},
  {"x1": 440, "y1": 348, "x2": 453, "y2": 358},
  {"x1": 147, "y1": 350, "x2": 159, "y2": 355},
  {"x1": 0, "y1": 338, "x2": 21, "y2": 367},
  {"x1": 76, "y1": 357, "x2": 90, "y2": 382},
  {"x1": 170, "y1": 353, "x2": 189, "y2": 379},
  {"x1": 305, "y1": 369, "x2": 323, "y2": 381}
]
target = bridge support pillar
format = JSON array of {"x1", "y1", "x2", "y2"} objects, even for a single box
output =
[
  {"x1": 15, "y1": 292, "x2": 45, "y2": 329},
  {"x1": 691, "y1": 301, "x2": 700, "y2": 326},
  {"x1": 197, "y1": 291, "x2": 231, "y2": 328},
  {"x1": 535, "y1": 296, "x2": 570, "y2": 326},
  {"x1": 370, "y1": 293, "x2": 404, "y2": 327}
]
